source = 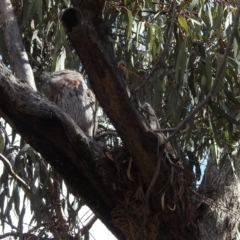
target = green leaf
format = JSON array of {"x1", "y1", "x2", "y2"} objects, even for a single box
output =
[
  {"x1": 234, "y1": 30, "x2": 240, "y2": 54},
  {"x1": 18, "y1": 204, "x2": 26, "y2": 237},
  {"x1": 136, "y1": 21, "x2": 145, "y2": 43},
  {"x1": 178, "y1": 1, "x2": 191, "y2": 10},
  {"x1": 184, "y1": 115, "x2": 195, "y2": 147},
  {"x1": 188, "y1": 73, "x2": 197, "y2": 98},
  {"x1": 201, "y1": 11, "x2": 211, "y2": 33},
  {"x1": 207, "y1": 3, "x2": 213, "y2": 27},
  {"x1": 147, "y1": 25, "x2": 153, "y2": 51},
  {"x1": 178, "y1": 15, "x2": 189, "y2": 37},
  {"x1": 4, "y1": 196, "x2": 13, "y2": 219},
  {"x1": 0, "y1": 132, "x2": 4, "y2": 153},
  {"x1": 63, "y1": 0, "x2": 70, "y2": 6},
  {"x1": 0, "y1": 191, "x2": 5, "y2": 220},
  {"x1": 11, "y1": 128, "x2": 17, "y2": 145},
  {"x1": 13, "y1": 185, "x2": 20, "y2": 216},
  {"x1": 152, "y1": 24, "x2": 162, "y2": 54},
  {"x1": 228, "y1": 123, "x2": 233, "y2": 143},
  {"x1": 36, "y1": 0, "x2": 42, "y2": 22},
  {"x1": 175, "y1": 40, "x2": 187, "y2": 84},
  {"x1": 209, "y1": 119, "x2": 221, "y2": 146},
  {"x1": 209, "y1": 102, "x2": 240, "y2": 125},
  {"x1": 19, "y1": 0, "x2": 37, "y2": 31},
  {"x1": 126, "y1": 9, "x2": 133, "y2": 39},
  {"x1": 212, "y1": 6, "x2": 223, "y2": 32},
  {"x1": 30, "y1": 186, "x2": 42, "y2": 226}
]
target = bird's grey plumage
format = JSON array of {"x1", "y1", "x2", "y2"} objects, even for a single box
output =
[
  {"x1": 43, "y1": 70, "x2": 96, "y2": 136},
  {"x1": 141, "y1": 102, "x2": 161, "y2": 130}
]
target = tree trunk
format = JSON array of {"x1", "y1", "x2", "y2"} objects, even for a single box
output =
[{"x1": 198, "y1": 153, "x2": 240, "y2": 239}]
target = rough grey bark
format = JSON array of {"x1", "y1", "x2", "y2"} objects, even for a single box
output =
[
  {"x1": 0, "y1": 0, "x2": 37, "y2": 91},
  {"x1": 198, "y1": 152, "x2": 240, "y2": 239}
]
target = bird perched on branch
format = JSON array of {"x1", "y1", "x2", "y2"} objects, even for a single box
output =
[
  {"x1": 141, "y1": 102, "x2": 161, "y2": 130},
  {"x1": 141, "y1": 102, "x2": 176, "y2": 159},
  {"x1": 43, "y1": 70, "x2": 96, "y2": 137}
]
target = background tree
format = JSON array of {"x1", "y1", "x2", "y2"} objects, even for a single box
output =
[{"x1": 0, "y1": 0, "x2": 240, "y2": 239}]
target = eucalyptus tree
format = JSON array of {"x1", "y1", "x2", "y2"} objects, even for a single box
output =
[{"x1": 0, "y1": 0, "x2": 240, "y2": 239}]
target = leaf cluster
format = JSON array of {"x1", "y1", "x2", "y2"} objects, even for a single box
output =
[
  {"x1": 0, "y1": 120, "x2": 86, "y2": 239},
  {"x1": 109, "y1": 0, "x2": 240, "y2": 167}
]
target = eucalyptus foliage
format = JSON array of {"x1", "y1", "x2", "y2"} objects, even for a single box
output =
[{"x1": 0, "y1": 0, "x2": 240, "y2": 239}]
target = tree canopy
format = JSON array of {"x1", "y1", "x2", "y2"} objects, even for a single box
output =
[{"x1": 0, "y1": 0, "x2": 240, "y2": 239}]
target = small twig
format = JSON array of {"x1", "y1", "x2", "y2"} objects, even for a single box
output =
[
  {"x1": 0, "y1": 153, "x2": 31, "y2": 195},
  {"x1": 0, "y1": 217, "x2": 18, "y2": 230},
  {"x1": 154, "y1": 127, "x2": 189, "y2": 134},
  {"x1": 94, "y1": 131, "x2": 118, "y2": 140},
  {"x1": 0, "y1": 232, "x2": 18, "y2": 239},
  {"x1": 132, "y1": 0, "x2": 177, "y2": 94},
  {"x1": 167, "y1": 3, "x2": 240, "y2": 142},
  {"x1": 153, "y1": 128, "x2": 176, "y2": 133},
  {"x1": 78, "y1": 215, "x2": 98, "y2": 236}
]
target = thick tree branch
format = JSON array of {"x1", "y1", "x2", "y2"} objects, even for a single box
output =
[
  {"x1": 0, "y1": 55, "x2": 196, "y2": 239},
  {"x1": 0, "y1": 63, "x2": 125, "y2": 239},
  {"x1": 61, "y1": 7, "x2": 199, "y2": 239},
  {"x1": 61, "y1": 7, "x2": 159, "y2": 184},
  {"x1": 0, "y1": 0, "x2": 37, "y2": 91}
]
